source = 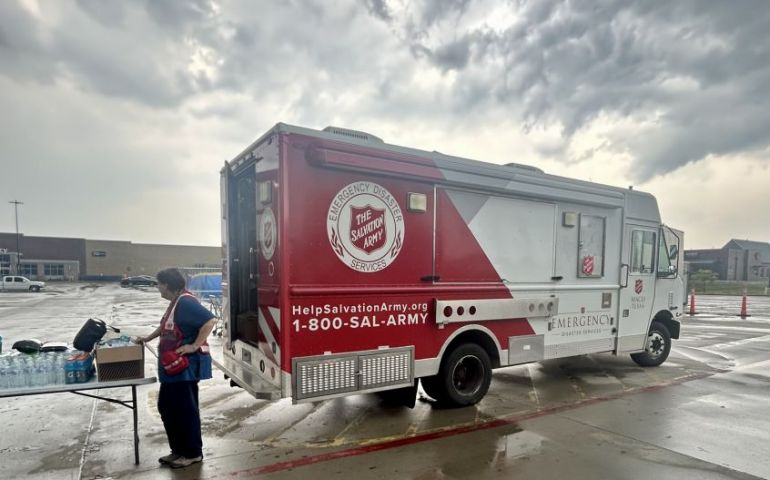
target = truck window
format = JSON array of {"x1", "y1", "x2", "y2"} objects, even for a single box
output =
[
  {"x1": 631, "y1": 230, "x2": 656, "y2": 274},
  {"x1": 657, "y1": 235, "x2": 671, "y2": 275},
  {"x1": 658, "y1": 227, "x2": 680, "y2": 277},
  {"x1": 13, "y1": 277, "x2": 23, "y2": 282},
  {"x1": 577, "y1": 214, "x2": 606, "y2": 278}
]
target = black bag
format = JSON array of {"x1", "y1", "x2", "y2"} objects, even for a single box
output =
[
  {"x1": 73, "y1": 318, "x2": 112, "y2": 352},
  {"x1": 12, "y1": 339, "x2": 43, "y2": 354}
]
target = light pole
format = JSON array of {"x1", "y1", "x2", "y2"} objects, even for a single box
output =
[{"x1": 8, "y1": 200, "x2": 23, "y2": 274}]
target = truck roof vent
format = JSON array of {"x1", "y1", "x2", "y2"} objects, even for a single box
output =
[
  {"x1": 504, "y1": 162, "x2": 544, "y2": 174},
  {"x1": 323, "y1": 126, "x2": 383, "y2": 143}
]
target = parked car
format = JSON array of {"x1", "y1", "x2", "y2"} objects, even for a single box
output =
[
  {"x1": 0, "y1": 275, "x2": 46, "y2": 292},
  {"x1": 120, "y1": 275, "x2": 158, "y2": 287}
]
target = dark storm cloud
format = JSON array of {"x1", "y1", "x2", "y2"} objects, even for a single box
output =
[
  {"x1": 1, "y1": 0, "x2": 767, "y2": 200},
  {"x1": 0, "y1": 2, "x2": 57, "y2": 82},
  {"x1": 432, "y1": 36, "x2": 472, "y2": 71},
  {"x1": 373, "y1": 0, "x2": 770, "y2": 180},
  {"x1": 0, "y1": 1, "x2": 207, "y2": 107},
  {"x1": 363, "y1": 0, "x2": 392, "y2": 22},
  {"x1": 74, "y1": 0, "x2": 128, "y2": 28},
  {"x1": 419, "y1": 0, "x2": 471, "y2": 28}
]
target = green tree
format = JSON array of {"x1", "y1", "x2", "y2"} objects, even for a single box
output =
[{"x1": 690, "y1": 269, "x2": 719, "y2": 293}]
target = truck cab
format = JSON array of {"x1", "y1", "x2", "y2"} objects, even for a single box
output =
[{"x1": 0, "y1": 276, "x2": 46, "y2": 292}]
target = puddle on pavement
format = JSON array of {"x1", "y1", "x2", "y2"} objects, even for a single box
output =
[
  {"x1": 408, "y1": 424, "x2": 533, "y2": 478},
  {"x1": 494, "y1": 427, "x2": 542, "y2": 461},
  {"x1": 589, "y1": 430, "x2": 756, "y2": 476},
  {"x1": 204, "y1": 404, "x2": 266, "y2": 436},
  {"x1": 28, "y1": 439, "x2": 85, "y2": 474}
]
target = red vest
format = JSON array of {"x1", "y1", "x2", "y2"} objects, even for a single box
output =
[{"x1": 159, "y1": 291, "x2": 210, "y2": 356}]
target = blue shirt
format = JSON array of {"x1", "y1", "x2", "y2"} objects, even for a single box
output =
[{"x1": 159, "y1": 296, "x2": 215, "y2": 384}]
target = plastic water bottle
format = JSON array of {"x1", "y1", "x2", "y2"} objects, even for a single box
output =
[
  {"x1": 4, "y1": 358, "x2": 13, "y2": 388},
  {"x1": 52, "y1": 354, "x2": 59, "y2": 385},
  {"x1": 5, "y1": 358, "x2": 19, "y2": 388},
  {"x1": 0, "y1": 360, "x2": 7, "y2": 389},
  {"x1": 42, "y1": 353, "x2": 52, "y2": 385},
  {"x1": 22, "y1": 357, "x2": 34, "y2": 387},
  {"x1": 55, "y1": 354, "x2": 65, "y2": 385},
  {"x1": 9, "y1": 357, "x2": 18, "y2": 389},
  {"x1": 34, "y1": 357, "x2": 46, "y2": 387}
]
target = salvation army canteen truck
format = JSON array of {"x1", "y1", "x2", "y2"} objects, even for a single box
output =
[{"x1": 216, "y1": 123, "x2": 685, "y2": 407}]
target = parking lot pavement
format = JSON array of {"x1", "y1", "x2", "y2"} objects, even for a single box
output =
[{"x1": 1, "y1": 286, "x2": 769, "y2": 479}]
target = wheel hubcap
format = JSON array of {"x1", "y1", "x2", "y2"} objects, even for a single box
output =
[
  {"x1": 647, "y1": 332, "x2": 665, "y2": 357},
  {"x1": 452, "y1": 355, "x2": 484, "y2": 396}
]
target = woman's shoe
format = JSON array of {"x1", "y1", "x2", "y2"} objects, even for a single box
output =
[
  {"x1": 158, "y1": 453, "x2": 181, "y2": 465},
  {"x1": 169, "y1": 455, "x2": 203, "y2": 469}
]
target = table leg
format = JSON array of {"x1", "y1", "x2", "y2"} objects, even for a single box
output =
[{"x1": 132, "y1": 385, "x2": 139, "y2": 464}]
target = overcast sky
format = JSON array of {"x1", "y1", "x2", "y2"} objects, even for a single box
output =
[{"x1": 1, "y1": 0, "x2": 769, "y2": 249}]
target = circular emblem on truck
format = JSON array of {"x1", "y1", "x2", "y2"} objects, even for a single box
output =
[
  {"x1": 327, "y1": 181, "x2": 405, "y2": 273},
  {"x1": 259, "y1": 207, "x2": 277, "y2": 261}
]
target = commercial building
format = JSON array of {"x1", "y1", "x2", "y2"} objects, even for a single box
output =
[
  {"x1": 0, "y1": 233, "x2": 220, "y2": 281},
  {"x1": 685, "y1": 239, "x2": 770, "y2": 281}
]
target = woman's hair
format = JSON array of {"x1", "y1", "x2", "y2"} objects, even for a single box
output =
[{"x1": 156, "y1": 268, "x2": 186, "y2": 292}]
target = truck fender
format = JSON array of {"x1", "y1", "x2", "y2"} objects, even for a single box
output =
[
  {"x1": 420, "y1": 324, "x2": 503, "y2": 377},
  {"x1": 653, "y1": 310, "x2": 680, "y2": 340}
]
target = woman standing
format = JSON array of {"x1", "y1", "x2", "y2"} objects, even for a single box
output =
[{"x1": 137, "y1": 268, "x2": 216, "y2": 469}]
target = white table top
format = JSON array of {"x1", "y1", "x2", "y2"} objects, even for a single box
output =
[{"x1": 0, "y1": 376, "x2": 157, "y2": 398}]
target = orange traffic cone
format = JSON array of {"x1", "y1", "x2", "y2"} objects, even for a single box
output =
[
  {"x1": 739, "y1": 289, "x2": 749, "y2": 318},
  {"x1": 689, "y1": 289, "x2": 696, "y2": 316}
]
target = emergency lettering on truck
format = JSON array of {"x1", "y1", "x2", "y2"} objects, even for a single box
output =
[{"x1": 214, "y1": 123, "x2": 685, "y2": 407}]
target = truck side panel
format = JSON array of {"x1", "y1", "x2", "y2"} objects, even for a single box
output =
[{"x1": 284, "y1": 135, "x2": 536, "y2": 370}]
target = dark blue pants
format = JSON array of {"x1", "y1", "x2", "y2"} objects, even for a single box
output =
[{"x1": 158, "y1": 381, "x2": 202, "y2": 458}]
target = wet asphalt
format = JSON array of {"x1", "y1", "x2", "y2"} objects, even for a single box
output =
[{"x1": 1, "y1": 284, "x2": 769, "y2": 479}]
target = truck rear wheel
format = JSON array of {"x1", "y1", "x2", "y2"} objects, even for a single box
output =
[
  {"x1": 631, "y1": 321, "x2": 671, "y2": 367},
  {"x1": 422, "y1": 343, "x2": 492, "y2": 407}
]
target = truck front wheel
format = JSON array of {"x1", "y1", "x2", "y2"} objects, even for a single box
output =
[
  {"x1": 631, "y1": 321, "x2": 671, "y2": 367},
  {"x1": 30, "y1": 286, "x2": 40, "y2": 292},
  {"x1": 421, "y1": 343, "x2": 492, "y2": 407}
]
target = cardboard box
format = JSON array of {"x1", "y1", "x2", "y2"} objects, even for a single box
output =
[{"x1": 95, "y1": 344, "x2": 145, "y2": 381}]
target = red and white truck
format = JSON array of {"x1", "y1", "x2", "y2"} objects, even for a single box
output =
[{"x1": 216, "y1": 123, "x2": 685, "y2": 407}]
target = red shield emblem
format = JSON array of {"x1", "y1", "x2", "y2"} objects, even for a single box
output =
[
  {"x1": 635, "y1": 279, "x2": 643, "y2": 294},
  {"x1": 350, "y1": 205, "x2": 386, "y2": 254},
  {"x1": 582, "y1": 256, "x2": 594, "y2": 275}
]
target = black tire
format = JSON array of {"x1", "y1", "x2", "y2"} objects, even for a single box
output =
[
  {"x1": 425, "y1": 343, "x2": 492, "y2": 407},
  {"x1": 30, "y1": 286, "x2": 40, "y2": 292},
  {"x1": 631, "y1": 321, "x2": 672, "y2": 367},
  {"x1": 420, "y1": 375, "x2": 444, "y2": 402}
]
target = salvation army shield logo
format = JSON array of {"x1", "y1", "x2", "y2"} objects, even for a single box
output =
[
  {"x1": 327, "y1": 181, "x2": 404, "y2": 273},
  {"x1": 582, "y1": 256, "x2": 595, "y2": 275},
  {"x1": 350, "y1": 205, "x2": 386, "y2": 254},
  {"x1": 635, "y1": 279, "x2": 643, "y2": 294},
  {"x1": 259, "y1": 207, "x2": 276, "y2": 261}
]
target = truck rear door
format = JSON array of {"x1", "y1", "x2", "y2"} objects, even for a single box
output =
[{"x1": 218, "y1": 135, "x2": 283, "y2": 399}]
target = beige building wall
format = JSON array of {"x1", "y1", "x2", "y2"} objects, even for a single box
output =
[{"x1": 85, "y1": 240, "x2": 220, "y2": 278}]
